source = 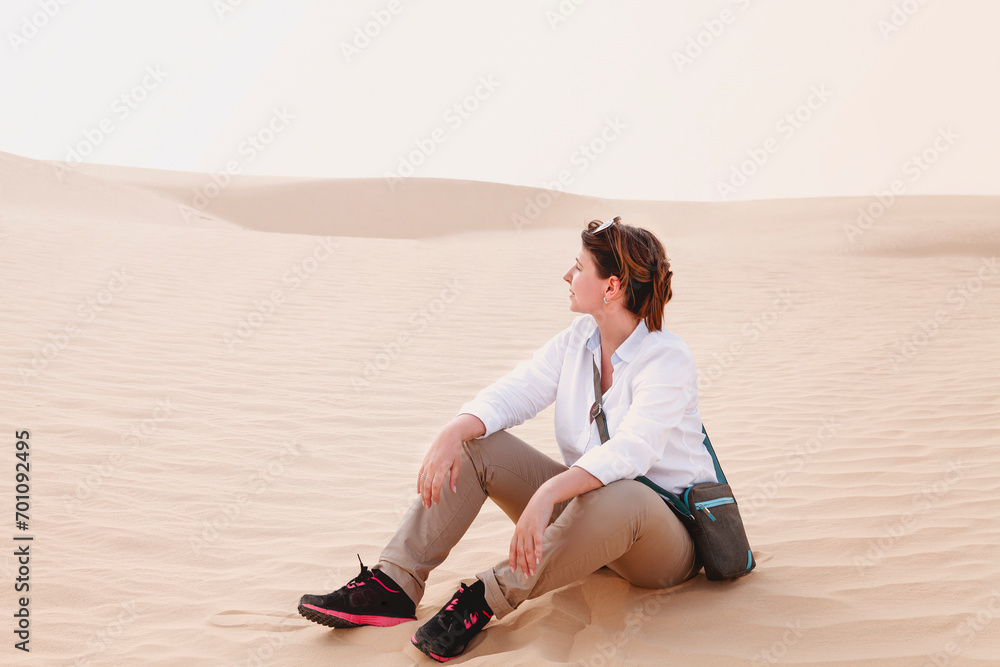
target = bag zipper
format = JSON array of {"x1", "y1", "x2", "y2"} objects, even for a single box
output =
[{"x1": 693, "y1": 496, "x2": 735, "y2": 522}]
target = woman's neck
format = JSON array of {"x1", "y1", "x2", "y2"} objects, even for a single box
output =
[{"x1": 594, "y1": 312, "x2": 641, "y2": 360}]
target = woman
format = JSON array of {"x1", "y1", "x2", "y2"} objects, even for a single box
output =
[{"x1": 297, "y1": 216, "x2": 719, "y2": 661}]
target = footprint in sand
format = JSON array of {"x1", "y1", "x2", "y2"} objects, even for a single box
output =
[{"x1": 208, "y1": 610, "x2": 309, "y2": 632}]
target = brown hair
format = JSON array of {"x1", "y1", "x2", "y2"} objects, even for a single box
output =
[{"x1": 581, "y1": 216, "x2": 674, "y2": 332}]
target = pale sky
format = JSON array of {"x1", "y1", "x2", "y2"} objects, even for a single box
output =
[{"x1": 2, "y1": 0, "x2": 998, "y2": 201}]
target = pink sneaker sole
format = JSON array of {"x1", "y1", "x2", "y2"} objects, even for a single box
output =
[
  {"x1": 298, "y1": 603, "x2": 415, "y2": 628},
  {"x1": 411, "y1": 633, "x2": 458, "y2": 662}
]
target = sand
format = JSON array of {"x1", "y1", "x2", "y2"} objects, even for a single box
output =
[{"x1": 2, "y1": 149, "x2": 999, "y2": 665}]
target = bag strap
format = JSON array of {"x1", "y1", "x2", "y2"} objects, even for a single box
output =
[
  {"x1": 590, "y1": 357, "x2": 727, "y2": 518},
  {"x1": 700, "y1": 423, "x2": 727, "y2": 485},
  {"x1": 590, "y1": 357, "x2": 610, "y2": 442}
]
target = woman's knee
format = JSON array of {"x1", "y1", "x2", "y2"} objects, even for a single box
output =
[
  {"x1": 459, "y1": 438, "x2": 488, "y2": 489},
  {"x1": 558, "y1": 479, "x2": 661, "y2": 528},
  {"x1": 460, "y1": 431, "x2": 513, "y2": 482},
  {"x1": 600, "y1": 482, "x2": 695, "y2": 588},
  {"x1": 582, "y1": 479, "x2": 662, "y2": 511},
  {"x1": 459, "y1": 430, "x2": 506, "y2": 470}
]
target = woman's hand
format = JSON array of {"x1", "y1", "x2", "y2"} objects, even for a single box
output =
[
  {"x1": 509, "y1": 488, "x2": 556, "y2": 577},
  {"x1": 508, "y1": 467, "x2": 604, "y2": 577},
  {"x1": 417, "y1": 415, "x2": 484, "y2": 508}
]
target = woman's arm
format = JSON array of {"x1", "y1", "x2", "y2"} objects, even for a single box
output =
[
  {"x1": 457, "y1": 319, "x2": 579, "y2": 439},
  {"x1": 571, "y1": 347, "x2": 696, "y2": 486},
  {"x1": 450, "y1": 413, "x2": 487, "y2": 441},
  {"x1": 417, "y1": 413, "x2": 486, "y2": 508},
  {"x1": 509, "y1": 466, "x2": 603, "y2": 577}
]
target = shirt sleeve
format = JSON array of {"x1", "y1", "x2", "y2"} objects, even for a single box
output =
[
  {"x1": 456, "y1": 319, "x2": 577, "y2": 439},
  {"x1": 572, "y1": 345, "x2": 696, "y2": 485}
]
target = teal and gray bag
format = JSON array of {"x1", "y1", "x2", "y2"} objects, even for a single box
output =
[{"x1": 590, "y1": 359, "x2": 755, "y2": 581}]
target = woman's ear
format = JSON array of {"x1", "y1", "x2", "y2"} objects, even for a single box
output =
[{"x1": 606, "y1": 276, "x2": 622, "y2": 299}]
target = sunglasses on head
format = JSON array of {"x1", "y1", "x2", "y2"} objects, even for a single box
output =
[{"x1": 594, "y1": 216, "x2": 621, "y2": 233}]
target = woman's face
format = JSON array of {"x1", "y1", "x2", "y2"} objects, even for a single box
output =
[{"x1": 563, "y1": 246, "x2": 607, "y2": 314}]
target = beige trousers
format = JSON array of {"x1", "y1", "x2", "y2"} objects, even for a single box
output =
[{"x1": 375, "y1": 429, "x2": 699, "y2": 619}]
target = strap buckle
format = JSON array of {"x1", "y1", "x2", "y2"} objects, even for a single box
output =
[{"x1": 589, "y1": 400, "x2": 603, "y2": 423}]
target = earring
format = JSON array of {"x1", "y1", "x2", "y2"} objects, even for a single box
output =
[{"x1": 603, "y1": 296, "x2": 609, "y2": 304}]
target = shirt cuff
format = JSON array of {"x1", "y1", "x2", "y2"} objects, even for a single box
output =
[
  {"x1": 572, "y1": 444, "x2": 636, "y2": 485},
  {"x1": 456, "y1": 401, "x2": 501, "y2": 439}
]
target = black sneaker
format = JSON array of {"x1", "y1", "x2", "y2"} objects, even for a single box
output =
[
  {"x1": 298, "y1": 556, "x2": 417, "y2": 628},
  {"x1": 411, "y1": 578, "x2": 494, "y2": 662}
]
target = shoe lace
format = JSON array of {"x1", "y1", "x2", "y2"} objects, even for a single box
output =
[
  {"x1": 345, "y1": 553, "x2": 374, "y2": 589},
  {"x1": 442, "y1": 583, "x2": 492, "y2": 628}
]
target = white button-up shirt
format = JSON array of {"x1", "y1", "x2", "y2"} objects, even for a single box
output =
[{"x1": 457, "y1": 314, "x2": 718, "y2": 495}]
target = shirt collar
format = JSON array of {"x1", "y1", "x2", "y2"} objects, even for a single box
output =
[{"x1": 586, "y1": 317, "x2": 650, "y2": 365}]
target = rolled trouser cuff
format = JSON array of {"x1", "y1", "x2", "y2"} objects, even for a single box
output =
[{"x1": 478, "y1": 567, "x2": 517, "y2": 619}]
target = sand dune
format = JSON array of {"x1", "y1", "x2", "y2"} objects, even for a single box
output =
[{"x1": 2, "y1": 151, "x2": 999, "y2": 665}]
